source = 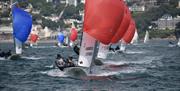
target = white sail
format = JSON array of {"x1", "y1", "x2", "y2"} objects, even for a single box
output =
[
  {"x1": 78, "y1": 32, "x2": 96, "y2": 67},
  {"x1": 44, "y1": 27, "x2": 51, "y2": 38},
  {"x1": 57, "y1": 43, "x2": 62, "y2": 47},
  {"x1": 131, "y1": 30, "x2": 138, "y2": 44},
  {"x1": 97, "y1": 43, "x2": 109, "y2": 59},
  {"x1": 69, "y1": 41, "x2": 74, "y2": 47},
  {"x1": 15, "y1": 38, "x2": 22, "y2": 54},
  {"x1": 120, "y1": 40, "x2": 126, "y2": 52},
  {"x1": 65, "y1": 36, "x2": 70, "y2": 46},
  {"x1": 144, "y1": 31, "x2": 149, "y2": 43},
  {"x1": 178, "y1": 38, "x2": 180, "y2": 47}
]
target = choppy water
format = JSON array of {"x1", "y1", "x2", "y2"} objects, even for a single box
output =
[{"x1": 0, "y1": 40, "x2": 180, "y2": 91}]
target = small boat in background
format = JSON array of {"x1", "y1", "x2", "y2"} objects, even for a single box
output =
[{"x1": 144, "y1": 31, "x2": 149, "y2": 43}]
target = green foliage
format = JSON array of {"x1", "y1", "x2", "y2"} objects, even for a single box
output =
[
  {"x1": 140, "y1": 29, "x2": 174, "y2": 39},
  {"x1": 134, "y1": 0, "x2": 179, "y2": 32}
]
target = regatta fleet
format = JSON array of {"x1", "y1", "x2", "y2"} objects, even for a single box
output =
[{"x1": 0, "y1": 0, "x2": 179, "y2": 80}]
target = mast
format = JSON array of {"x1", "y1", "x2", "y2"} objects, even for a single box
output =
[
  {"x1": 89, "y1": 40, "x2": 98, "y2": 74},
  {"x1": 11, "y1": 0, "x2": 16, "y2": 53}
]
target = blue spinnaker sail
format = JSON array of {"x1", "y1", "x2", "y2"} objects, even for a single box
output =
[
  {"x1": 12, "y1": 6, "x2": 32, "y2": 43},
  {"x1": 58, "y1": 33, "x2": 65, "y2": 43}
]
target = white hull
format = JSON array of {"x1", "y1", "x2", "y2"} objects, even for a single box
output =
[
  {"x1": 97, "y1": 43, "x2": 109, "y2": 59},
  {"x1": 78, "y1": 32, "x2": 96, "y2": 67},
  {"x1": 65, "y1": 36, "x2": 70, "y2": 46},
  {"x1": 15, "y1": 38, "x2": 22, "y2": 54},
  {"x1": 144, "y1": 31, "x2": 149, "y2": 43}
]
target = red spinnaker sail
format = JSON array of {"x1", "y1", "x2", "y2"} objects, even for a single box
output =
[
  {"x1": 122, "y1": 20, "x2": 136, "y2": 43},
  {"x1": 83, "y1": 0, "x2": 125, "y2": 44},
  {"x1": 30, "y1": 34, "x2": 38, "y2": 43},
  {"x1": 111, "y1": 6, "x2": 131, "y2": 43},
  {"x1": 70, "y1": 28, "x2": 78, "y2": 42}
]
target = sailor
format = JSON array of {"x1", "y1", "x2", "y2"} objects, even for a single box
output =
[
  {"x1": 115, "y1": 46, "x2": 120, "y2": 51},
  {"x1": 67, "y1": 56, "x2": 75, "y2": 67},
  {"x1": 55, "y1": 54, "x2": 66, "y2": 71},
  {"x1": 109, "y1": 45, "x2": 115, "y2": 52},
  {"x1": 62, "y1": 42, "x2": 68, "y2": 46},
  {"x1": 0, "y1": 51, "x2": 5, "y2": 57},
  {"x1": 73, "y1": 45, "x2": 80, "y2": 55},
  {"x1": 169, "y1": 41, "x2": 174, "y2": 45},
  {"x1": 4, "y1": 50, "x2": 12, "y2": 59}
]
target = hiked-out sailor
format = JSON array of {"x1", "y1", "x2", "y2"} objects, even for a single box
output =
[
  {"x1": 109, "y1": 44, "x2": 120, "y2": 52},
  {"x1": 0, "y1": 50, "x2": 12, "y2": 58},
  {"x1": 55, "y1": 54, "x2": 66, "y2": 71},
  {"x1": 4, "y1": 50, "x2": 12, "y2": 59},
  {"x1": 55, "y1": 54, "x2": 75, "y2": 71},
  {"x1": 73, "y1": 45, "x2": 80, "y2": 55},
  {"x1": 66, "y1": 56, "x2": 75, "y2": 67}
]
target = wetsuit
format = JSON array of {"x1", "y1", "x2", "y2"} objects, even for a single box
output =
[
  {"x1": 0, "y1": 52, "x2": 5, "y2": 57},
  {"x1": 73, "y1": 45, "x2": 80, "y2": 55},
  {"x1": 55, "y1": 56, "x2": 75, "y2": 71},
  {"x1": 115, "y1": 46, "x2": 120, "y2": 51},
  {"x1": 55, "y1": 58, "x2": 66, "y2": 71}
]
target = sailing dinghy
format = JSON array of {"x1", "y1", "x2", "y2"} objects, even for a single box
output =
[
  {"x1": 144, "y1": 31, "x2": 149, "y2": 43},
  {"x1": 177, "y1": 38, "x2": 180, "y2": 47},
  {"x1": 56, "y1": 0, "x2": 136, "y2": 79},
  {"x1": 57, "y1": 32, "x2": 65, "y2": 47},
  {"x1": 10, "y1": 2, "x2": 32, "y2": 60}
]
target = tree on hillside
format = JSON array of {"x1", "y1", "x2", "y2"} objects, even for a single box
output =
[{"x1": 134, "y1": 0, "x2": 179, "y2": 31}]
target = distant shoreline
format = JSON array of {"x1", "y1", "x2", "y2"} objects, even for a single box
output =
[
  {"x1": 0, "y1": 39, "x2": 57, "y2": 43},
  {"x1": 0, "y1": 38, "x2": 177, "y2": 44}
]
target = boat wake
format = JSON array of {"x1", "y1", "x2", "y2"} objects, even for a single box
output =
[
  {"x1": 40, "y1": 69, "x2": 67, "y2": 77},
  {"x1": 21, "y1": 56, "x2": 44, "y2": 60},
  {"x1": 104, "y1": 56, "x2": 162, "y2": 65},
  {"x1": 31, "y1": 46, "x2": 57, "y2": 49},
  {"x1": 45, "y1": 65, "x2": 54, "y2": 68},
  {"x1": 125, "y1": 50, "x2": 144, "y2": 54},
  {"x1": 0, "y1": 57, "x2": 6, "y2": 60}
]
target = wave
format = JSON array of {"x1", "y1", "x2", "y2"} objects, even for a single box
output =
[
  {"x1": 0, "y1": 57, "x2": 6, "y2": 60},
  {"x1": 31, "y1": 46, "x2": 57, "y2": 49},
  {"x1": 104, "y1": 56, "x2": 162, "y2": 65},
  {"x1": 125, "y1": 50, "x2": 144, "y2": 54},
  {"x1": 21, "y1": 56, "x2": 44, "y2": 60},
  {"x1": 40, "y1": 69, "x2": 68, "y2": 77},
  {"x1": 44, "y1": 65, "x2": 54, "y2": 68}
]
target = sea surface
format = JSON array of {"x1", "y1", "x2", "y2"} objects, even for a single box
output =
[{"x1": 0, "y1": 40, "x2": 180, "y2": 91}]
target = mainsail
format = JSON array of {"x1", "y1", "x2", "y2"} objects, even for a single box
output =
[
  {"x1": 12, "y1": 5, "x2": 32, "y2": 54},
  {"x1": 97, "y1": 43, "x2": 109, "y2": 59},
  {"x1": 44, "y1": 27, "x2": 51, "y2": 38},
  {"x1": 144, "y1": 31, "x2": 149, "y2": 43},
  {"x1": 78, "y1": 32, "x2": 96, "y2": 67},
  {"x1": 131, "y1": 29, "x2": 138, "y2": 44}
]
